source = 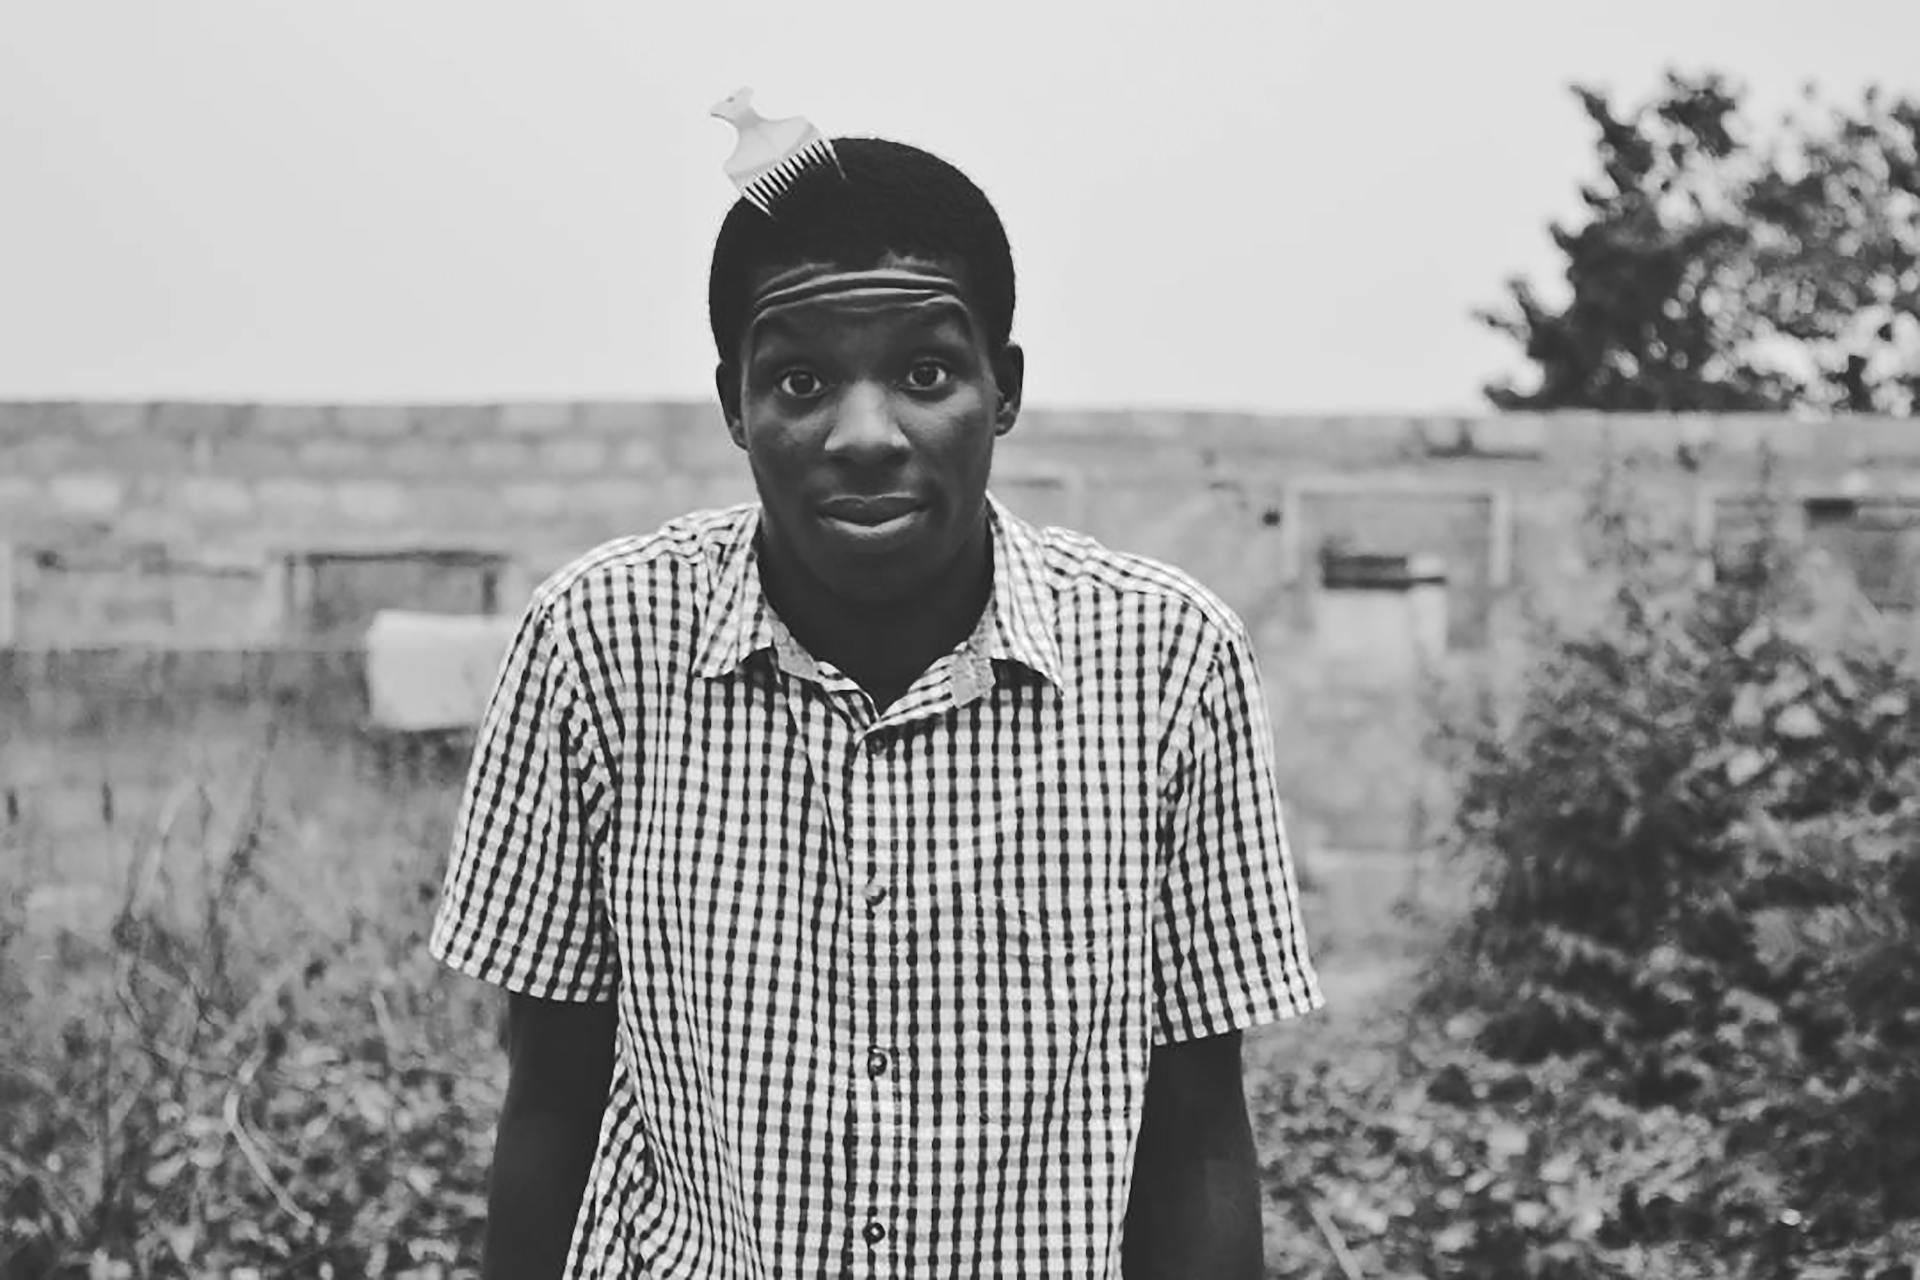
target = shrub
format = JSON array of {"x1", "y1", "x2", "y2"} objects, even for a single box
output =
[
  {"x1": 0, "y1": 717, "x2": 499, "y2": 1278},
  {"x1": 1429, "y1": 454, "x2": 1920, "y2": 1239}
]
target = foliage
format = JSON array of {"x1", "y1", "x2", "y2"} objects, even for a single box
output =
[
  {"x1": 1251, "y1": 833, "x2": 1920, "y2": 1280},
  {"x1": 1481, "y1": 70, "x2": 1920, "y2": 414},
  {"x1": 1254, "y1": 1006, "x2": 1920, "y2": 1280},
  {"x1": 1425, "y1": 456, "x2": 1920, "y2": 1258},
  {"x1": 0, "y1": 722, "x2": 499, "y2": 1279},
  {"x1": 10, "y1": 651, "x2": 1920, "y2": 1278}
]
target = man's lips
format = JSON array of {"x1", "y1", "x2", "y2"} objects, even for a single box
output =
[{"x1": 818, "y1": 495, "x2": 924, "y2": 526}]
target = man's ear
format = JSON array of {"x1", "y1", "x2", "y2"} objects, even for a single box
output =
[
  {"x1": 714, "y1": 363, "x2": 747, "y2": 450},
  {"x1": 990, "y1": 343, "x2": 1025, "y2": 437}
]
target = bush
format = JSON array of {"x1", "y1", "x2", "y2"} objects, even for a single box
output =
[
  {"x1": 1429, "y1": 455, "x2": 1920, "y2": 1242},
  {"x1": 0, "y1": 717, "x2": 500, "y2": 1279}
]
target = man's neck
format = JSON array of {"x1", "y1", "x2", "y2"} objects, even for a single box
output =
[{"x1": 758, "y1": 526, "x2": 993, "y2": 713}]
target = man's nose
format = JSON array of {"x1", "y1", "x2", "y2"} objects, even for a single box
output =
[{"x1": 824, "y1": 382, "x2": 909, "y2": 460}]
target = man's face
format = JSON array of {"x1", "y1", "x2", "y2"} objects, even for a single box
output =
[{"x1": 718, "y1": 255, "x2": 1023, "y2": 607}]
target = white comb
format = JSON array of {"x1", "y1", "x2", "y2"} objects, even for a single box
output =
[{"x1": 710, "y1": 87, "x2": 842, "y2": 215}]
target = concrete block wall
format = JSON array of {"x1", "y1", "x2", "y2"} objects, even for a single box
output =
[
  {"x1": 7, "y1": 400, "x2": 1920, "y2": 848},
  {"x1": 0, "y1": 401, "x2": 746, "y2": 570},
  {"x1": 7, "y1": 400, "x2": 1917, "y2": 588}
]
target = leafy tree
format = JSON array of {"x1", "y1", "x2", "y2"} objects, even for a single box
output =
[{"x1": 1482, "y1": 71, "x2": 1920, "y2": 415}]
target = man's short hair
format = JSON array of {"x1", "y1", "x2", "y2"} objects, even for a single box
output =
[{"x1": 707, "y1": 136, "x2": 1016, "y2": 366}]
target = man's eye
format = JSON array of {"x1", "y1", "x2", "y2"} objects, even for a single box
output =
[
  {"x1": 904, "y1": 361, "x2": 952, "y2": 392},
  {"x1": 777, "y1": 370, "x2": 826, "y2": 399}
]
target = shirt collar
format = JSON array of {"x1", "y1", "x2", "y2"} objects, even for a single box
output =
[
  {"x1": 692, "y1": 492, "x2": 1065, "y2": 690},
  {"x1": 979, "y1": 492, "x2": 1065, "y2": 688}
]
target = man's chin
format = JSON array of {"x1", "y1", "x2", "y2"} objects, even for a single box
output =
[
  {"x1": 812, "y1": 561, "x2": 934, "y2": 609},
  {"x1": 795, "y1": 520, "x2": 942, "y2": 596}
]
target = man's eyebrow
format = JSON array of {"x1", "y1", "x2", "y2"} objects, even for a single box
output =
[
  {"x1": 903, "y1": 303, "x2": 978, "y2": 340},
  {"x1": 746, "y1": 313, "x2": 810, "y2": 346}
]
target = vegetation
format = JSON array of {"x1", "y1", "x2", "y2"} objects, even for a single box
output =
[
  {"x1": 5, "y1": 475, "x2": 1920, "y2": 1277},
  {"x1": 0, "y1": 722, "x2": 499, "y2": 1279},
  {"x1": 1396, "y1": 461, "x2": 1920, "y2": 1276},
  {"x1": 1482, "y1": 71, "x2": 1920, "y2": 414}
]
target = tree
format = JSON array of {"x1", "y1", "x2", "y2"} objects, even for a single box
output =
[{"x1": 1481, "y1": 71, "x2": 1920, "y2": 415}]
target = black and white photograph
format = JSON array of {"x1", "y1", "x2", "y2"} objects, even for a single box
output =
[{"x1": 3, "y1": 3, "x2": 1919, "y2": 1276}]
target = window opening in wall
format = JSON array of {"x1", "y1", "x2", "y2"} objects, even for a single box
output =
[
  {"x1": 279, "y1": 547, "x2": 511, "y2": 644},
  {"x1": 1707, "y1": 492, "x2": 1920, "y2": 612},
  {"x1": 1805, "y1": 496, "x2": 1920, "y2": 612},
  {"x1": 1286, "y1": 486, "x2": 1505, "y2": 650},
  {"x1": 0, "y1": 542, "x2": 14, "y2": 645}
]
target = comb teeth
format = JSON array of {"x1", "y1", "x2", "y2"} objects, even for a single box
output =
[
  {"x1": 712, "y1": 88, "x2": 845, "y2": 216},
  {"x1": 741, "y1": 137, "x2": 841, "y2": 214}
]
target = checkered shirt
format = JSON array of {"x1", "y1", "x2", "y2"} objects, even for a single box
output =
[{"x1": 430, "y1": 493, "x2": 1323, "y2": 1278}]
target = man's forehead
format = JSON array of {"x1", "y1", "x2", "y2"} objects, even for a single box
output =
[
  {"x1": 744, "y1": 259, "x2": 983, "y2": 349},
  {"x1": 747, "y1": 253, "x2": 973, "y2": 304}
]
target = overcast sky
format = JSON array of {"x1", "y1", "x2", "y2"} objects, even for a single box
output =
[{"x1": 2, "y1": 1, "x2": 1916, "y2": 414}]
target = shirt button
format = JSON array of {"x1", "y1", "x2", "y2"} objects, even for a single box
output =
[
  {"x1": 866, "y1": 1048, "x2": 891, "y2": 1078},
  {"x1": 861, "y1": 1221, "x2": 887, "y2": 1245}
]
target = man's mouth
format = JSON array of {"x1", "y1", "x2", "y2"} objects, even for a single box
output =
[{"x1": 819, "y1": 495, "x2": 924, "y2": 527}]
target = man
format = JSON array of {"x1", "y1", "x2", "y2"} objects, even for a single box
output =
[{"x1": 431, "y1": 132, "x2": 1323, "y2": 1278}]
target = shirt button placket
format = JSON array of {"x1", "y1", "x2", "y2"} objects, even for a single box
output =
[{"x1": 859, "y1": 724, "x2": 898, "y2": 1272}]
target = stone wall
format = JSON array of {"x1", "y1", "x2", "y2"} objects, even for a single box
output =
[{"x1": 6, "y1": 401, "x2": 1919, "y2": 848}]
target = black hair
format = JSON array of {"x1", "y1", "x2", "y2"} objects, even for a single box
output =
[{"x1": 707, "y1": 136, "x2": 1016, "y2": 365}]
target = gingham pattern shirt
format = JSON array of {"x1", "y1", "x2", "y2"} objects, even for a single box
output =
[{"x1": 430, "y1": 493, "x2": 1323, "y2": 1279}]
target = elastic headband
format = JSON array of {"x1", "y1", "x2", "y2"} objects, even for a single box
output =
[{"x1": 745, "y1": 266, "x2": 971, "y2": 338}]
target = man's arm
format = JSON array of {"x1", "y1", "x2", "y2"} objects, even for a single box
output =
[
  {"x1": 482, "y1": 993, "x2": 617, "y2": 1280},
  {"x1": 1122, "y1": 1031, "x2": 1264, "y2": 1280}
]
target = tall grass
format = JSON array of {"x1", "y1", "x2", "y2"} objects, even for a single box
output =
[{"x1": 1, "y1": 705, "x2": 499, "y2": 1280}]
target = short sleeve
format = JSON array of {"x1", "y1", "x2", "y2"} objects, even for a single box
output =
[
  {"x1": 428, "y1": 594, "x2": 619, "y2": 1003},
  {"x1": 1151, "y1": 620, "x2": 1324, "y2": 1045}
]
